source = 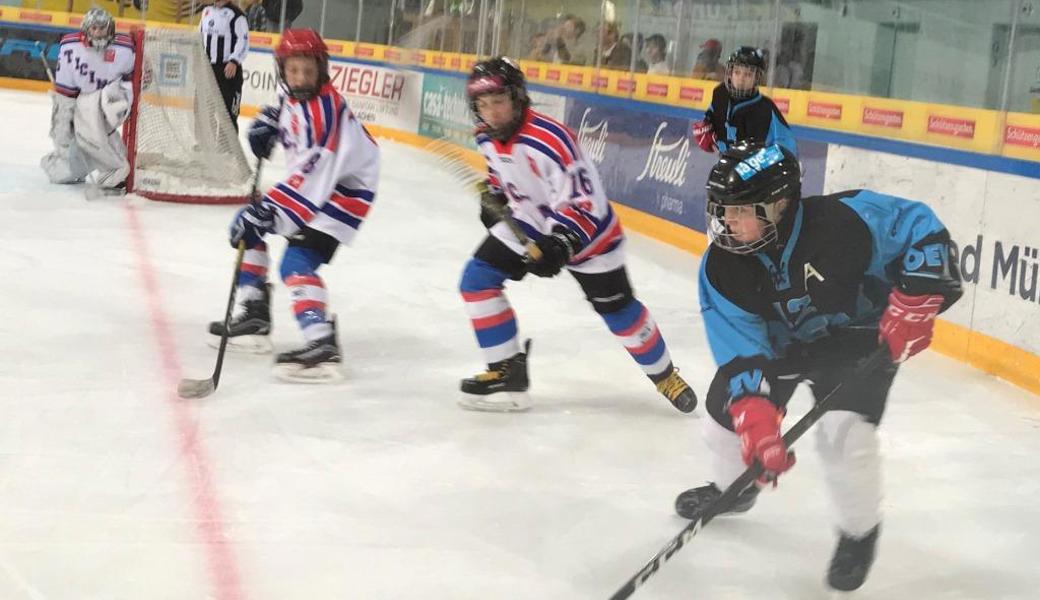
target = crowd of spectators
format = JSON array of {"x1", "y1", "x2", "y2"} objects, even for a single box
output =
[{"x1": 520, "y1": 14, "x2": 812, "y2": 90}]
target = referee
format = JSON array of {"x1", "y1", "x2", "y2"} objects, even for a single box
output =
[{"x1": 200, "y1": 0, "x2": 250, "y2": 130}]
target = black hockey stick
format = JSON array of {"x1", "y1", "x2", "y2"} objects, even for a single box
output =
[
  {"x1": 607, "y1": 345, "x2": 890, "y2": 600},
  {"x1": 177, "y1": 163, "x2": 265, "y2": 399}
]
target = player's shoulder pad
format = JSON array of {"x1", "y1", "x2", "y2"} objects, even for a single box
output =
[
  {"x1": 60, "y1": 32, "x2": 83, "y2": 46},
  {"x1": 517, "y1": 111, "x2": 580, "y2": 169},
  {"x1": 227, "y1": 4, "x2": 247, "y2": 18},
  {"x1": 112, "y1": 33, "x2": 135, "y2": 49}
]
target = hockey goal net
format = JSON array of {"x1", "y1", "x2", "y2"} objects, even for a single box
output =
[{"x1": 124, "y1": 28, "x2": 254, "y2": 204}]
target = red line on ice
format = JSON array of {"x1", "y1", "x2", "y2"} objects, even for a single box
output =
[{"x1": 124, "y1": 205, "x2": 245, "y2": 600}]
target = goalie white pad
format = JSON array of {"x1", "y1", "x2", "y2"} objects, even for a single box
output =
[
  {"x1": 74, "y1": 80, "x2": 132, "y2": 189},
  {"x1": 40, "y1": 93, "x2": 90, "y2": 184}
]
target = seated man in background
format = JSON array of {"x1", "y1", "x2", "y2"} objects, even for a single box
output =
[
  {"x1": 644, "y1": 34, "x2": 669, "y2": 74},
  {"x1": 532, "y1": 14, "x2": 586, "y2": 64},
  {"x1": 595, "y1": 22, "x2": 632, "y2": 70},
  {"x1": 691, "y1": 38, "x2": 725, "y2": 80},
  {"x1": 41, "y1": 7, "x2": 135, "y2": 198}
]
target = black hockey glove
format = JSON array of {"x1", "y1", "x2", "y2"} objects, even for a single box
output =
[
  {"x1": 248, "y1": 105, "x2": 280, "y2": 159},
  {"x1": 229, "y1": 202, "x2": 274, "y2": 248},
  {"x1": 479, "y1": 187, "x2": 509, "y2": 229},
  {"x1": 527, "y1": 228, "x2": 582, "y2": 278}
]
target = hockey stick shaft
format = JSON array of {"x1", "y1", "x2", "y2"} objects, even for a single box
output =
[
  {"x1": 478, "y1": 186, "x2": 543, "y2": 262},
  {"x1": 177, "y1": 163, "x2": 264, "y2": 399},
  {"x1": 608, "y1": 346, "x2": 890, "y2": 600},
  {"x1": 34, "y1": 42, "x2": 54, "y2": 83},
  {"x1": 430, "y1": 138, "x2": 544, "y2": 262}
]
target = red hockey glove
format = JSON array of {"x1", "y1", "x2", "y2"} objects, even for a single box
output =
[
  {"x1": 692, "y1": 118, "x2": 716, "y2": 153},
  {"x1": 729, "y1": 396, "x2": 796, "y2": 483},
  {"x1": 879, "y1": 288, "x2": 943, "y2": 363}
]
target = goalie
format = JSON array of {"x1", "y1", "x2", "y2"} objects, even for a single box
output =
[{"x1": 40, "y1": 8, "x2": 135, "y2": 196}]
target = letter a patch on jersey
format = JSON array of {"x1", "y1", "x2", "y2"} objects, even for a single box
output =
[{"x1": 804, "y1": 262, "x2": 825, "y2": 286}]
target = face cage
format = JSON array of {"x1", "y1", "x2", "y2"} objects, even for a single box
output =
[
  {"x1": 85, "y1": 24, "x2": 115, "y2": 50},
  {"x1": 276, "y1": 56, "x2": 329, "y2": 101},
  {"x1": 724, "y1": 64, "x2": 762, "y2": 100},
  {"x1": 706, "y1": 199, "x2": 783, "y2": 255}
]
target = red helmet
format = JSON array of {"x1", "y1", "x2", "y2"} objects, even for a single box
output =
[{"x1": 275, "y1": 29, "x2": 330, "y2": 100}]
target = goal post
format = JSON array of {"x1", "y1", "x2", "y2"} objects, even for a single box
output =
[{"x1": 124, "y1": 28, "x2": 255, "y2": 204}]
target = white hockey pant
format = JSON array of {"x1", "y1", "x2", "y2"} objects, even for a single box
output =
[{"x1": 703, "y1": 409, "x2": 882, "y2": 536}]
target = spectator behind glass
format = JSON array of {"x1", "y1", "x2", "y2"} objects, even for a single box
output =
[
  {"x1": 535, "y1": 14, "x2": 586, "y2": 64},
  {"x1": 644, "y1": 34, "x2": 668, "y2": 75},
  {"x1": 774, "y1": 49, "x2": 807, "y2": 89},
  {"x1": 244, "y1": 0, "x2": 267, "y2": 31},
  {"x1": 692, "y1": 38, "x2": 726, "y2": 81},
  {"x1": 526, "y1": 31, "x2": 549, "y2": 61},
  {"x1": 261, "y1": 0, "x2": 303, "y2": 32},
  {"x1": 597, "y1": 22, "x2": 632, "y2": 70},
  {"x1": 621, "y1": 33, "x2": 648, "y2": 72}
]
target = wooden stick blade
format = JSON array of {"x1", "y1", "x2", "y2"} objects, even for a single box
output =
[{"x1": 177, "y1": 377, "x2": 216, "y2": 399}]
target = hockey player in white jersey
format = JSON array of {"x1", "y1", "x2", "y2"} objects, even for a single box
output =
[
  {"x1": 457, "y1": 57, "x2": 698, "y2": 413},
  {"x1": 40, "y1": 7, "x2": 135, "y2": 197},
  {"x1": 209, "y1": 28, "x2": 380, "y2": 383}
]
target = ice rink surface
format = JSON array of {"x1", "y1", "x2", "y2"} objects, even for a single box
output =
[{"x1": 1, "y1": 89, "x2": 1039, "y2": 599}]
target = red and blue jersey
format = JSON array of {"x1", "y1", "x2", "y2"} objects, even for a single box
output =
[
  {"x1": 476, "y1": 108, "x2": 623, "y2": 266},
  {"x1": 53, "y1": 32, "x2": 134, "y2": 98},
  {"x1": 261, "y1": 83, "x2": 380, "y2": 246}
]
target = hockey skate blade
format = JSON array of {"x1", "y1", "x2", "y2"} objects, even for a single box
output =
[
  {"x1": 177, "y1": 377, "x2": 215, "y2": 399},
  {"x1": 273, "y1": 362, "x2": 343, "y2": 384},
  {"x1": 207, "y1": 335, "x2": 273, "y2": 354},
  {"x1": 457, "y1": 391, "x2": 532, "y2": 412},
  {"x1": 84, "y1": 185, "x2": 126, "y2": 201}
]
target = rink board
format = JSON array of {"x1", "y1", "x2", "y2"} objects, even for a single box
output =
[{"x1": 2, "y1": 11, "x2": 1038, "y2": 396}]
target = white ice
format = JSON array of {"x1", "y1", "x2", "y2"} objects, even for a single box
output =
[{"x1": 1, "y1": 88, "x2": 1038, "y2": 600}]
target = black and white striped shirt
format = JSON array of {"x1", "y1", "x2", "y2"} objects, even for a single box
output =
[{"x1": 200, "y1": 4, "x2": 249, "y2": 65}]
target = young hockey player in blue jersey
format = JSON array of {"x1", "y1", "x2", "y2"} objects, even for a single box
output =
[
  {"x1": 457, "y1": 57, "x2": 697, "y2": 413},
  {"x1": 677, "y1": 142, "x2": 962, "y2": 591},
  {"x1": 691, "y1": 47, "x2": 797, "y2": 157},
  {"x1": 209, "y1": 29, "x2": 380, "y2": 383}
]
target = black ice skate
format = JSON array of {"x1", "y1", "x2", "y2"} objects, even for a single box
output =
[
  {"x1": 208, "y1": 284, "x2": 273, "y2": 354},
  {"x1": 652, "y1": 367, "x2": 698, "y2": 413},
  {"x1": 827, "y1": 524, "x2": 880, "y2": 592},
  {"x1": 674, "y1": 482, "x2": 760, "y2": 519},
  {"x1": 273, "y1": 317, "x2": 342, "y2": 383},
  {"x1": 458, "y1": 339, "x2": 532, "y2": 412}
]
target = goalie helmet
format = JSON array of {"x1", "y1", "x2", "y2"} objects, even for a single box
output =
[
  {"x1": 705, "y1": 141, "x2": 800, "y2": 255},
  {"x1": 725, "y1": 46, "x2": 767, "y2": 100},
  {"x1": 466, "y1": 57, "x2": 529, "y2": 141},
  {"x1": 81, "y1": 8, "x2": 116, "y2": 51},
  {"x1": 275, "y1": 29, "x2": 330, "y2": 101}
]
